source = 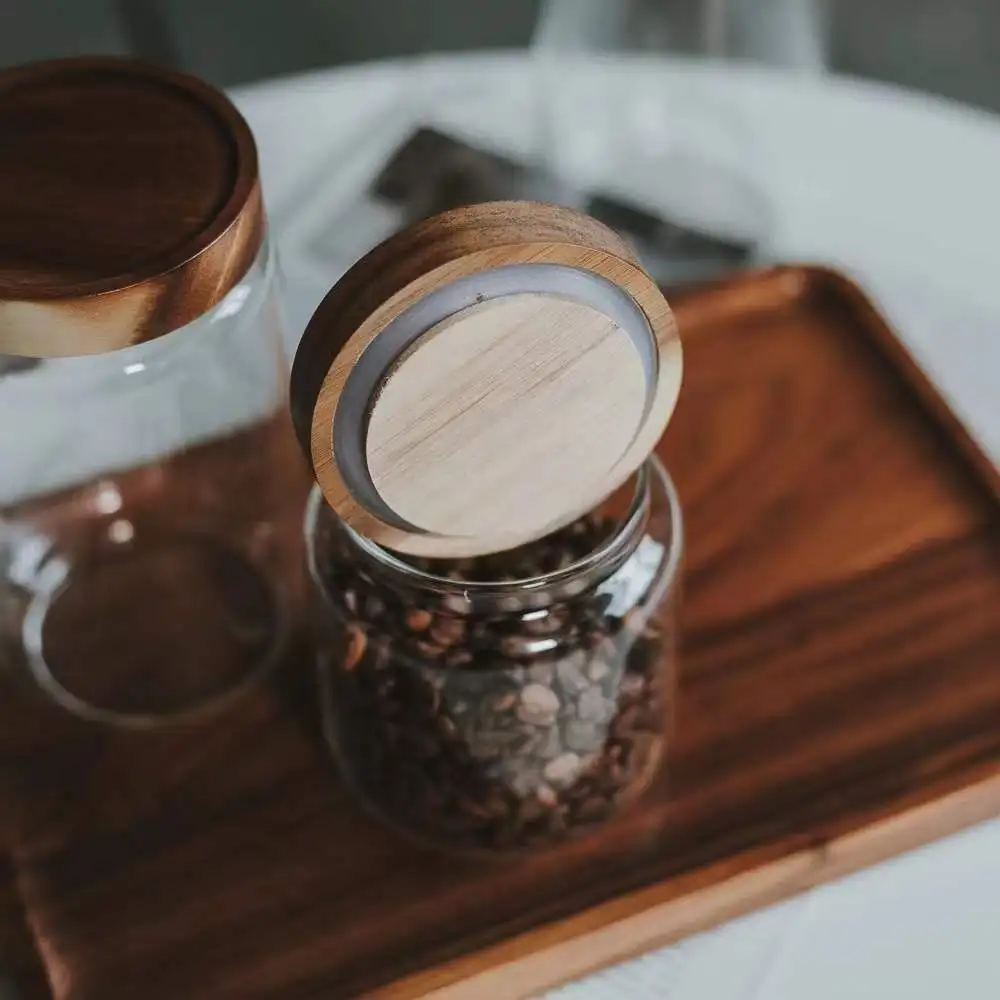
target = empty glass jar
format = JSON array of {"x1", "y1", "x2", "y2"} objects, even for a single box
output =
[
  {"x1": 308, "y1": 458, "x2": 682, "y2": 854},
  {"x1": 0, "y1": 58, "x2": 308, "y2": 726}
]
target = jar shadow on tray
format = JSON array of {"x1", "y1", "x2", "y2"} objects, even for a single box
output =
[{"x1": 306, "y1": 458, "x2": 683, "y2": 857}]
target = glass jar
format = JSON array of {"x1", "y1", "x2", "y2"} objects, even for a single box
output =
[
  {"x1": 0, "y1": 58, "x2": 308, "y2": 726},
  {"x1": 0, "y1": 243, "x2": 306, "y2": 726},
  {"x1": 291, "y1": 200, "x2": 683, "y2": 852},
  {"x1": 307, "y1": 457, "x2": 682, "y2": 854}
]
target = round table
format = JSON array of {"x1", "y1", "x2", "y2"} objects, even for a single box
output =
[{"x1": 234, "y1": 54, "x2": 1000, "y2": 1000}]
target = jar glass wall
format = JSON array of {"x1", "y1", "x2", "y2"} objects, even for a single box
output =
[
  {"x1": 307, "y1": 455, "x2": 682, "y2": 855},
  {"x1": 0, "y1": 241, "x2": 308, "y2": 726}
]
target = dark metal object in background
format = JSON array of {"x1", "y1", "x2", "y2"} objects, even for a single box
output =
[
  {"x1": 372, "y1": 127, "x2": 756, "y2": 286},
  {"x1": 0, "y1": 358, "x2": 40, "y2": 377}
]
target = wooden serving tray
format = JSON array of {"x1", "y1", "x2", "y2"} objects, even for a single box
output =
[
  {"x1": 2, "y1": 266, "x2": 1000, "y2": 1000},
  {"x1": 0, "y1": 861, "x2": 48, "y2": 1000}
]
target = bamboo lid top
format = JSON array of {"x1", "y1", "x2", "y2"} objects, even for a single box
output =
[
  {"x1": 291, "y1": 202, "x2": 682, "y2": 558},
  {"x1": 0, "y1": 57, "x2": 264, "y2": 357}
]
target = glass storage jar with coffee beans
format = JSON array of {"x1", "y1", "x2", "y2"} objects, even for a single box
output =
[{"x1": 293, "y1": 202, "x2": 684, "y2": 854}]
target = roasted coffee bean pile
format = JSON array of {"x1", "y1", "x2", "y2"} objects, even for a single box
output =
[{"x1": 317, "y1": 513, "x2": 672, "y2": 853}]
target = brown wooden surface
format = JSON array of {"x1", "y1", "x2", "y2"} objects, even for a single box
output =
[
  {"x1": 0, "y1": 57, "x2": 263, "y2": 357},
  {"x1": 0, "y1": 861, "x2": 50, "y2": 999},
  {"x1": 2, "y1": 265, "x2": 1000, "y2": 999},
  {"x1": 290, "y1": 201, "x2": 638, "y2": 459}
]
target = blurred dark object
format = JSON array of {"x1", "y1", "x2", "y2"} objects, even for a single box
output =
[
  {"x1": 585, "y1": 195, "x2": 751, "y2": 283},
  {"x1": 0, "y1": 0, "x2": 540, "y2": 85},
  {"x1": 372, "y1": 127, "x2": 755, "y2": 285},
  {"x1": 0, "y1": 0, "x2": 130, "y2": 66},
  {"x1": 122, "y1": 0, "x2": 541, "y2": 87},
  {"x1": 4, "y1": 0, "x2": 1000, "y2": 114},
  {"x1": 0, "y1": 358, "x2": 40, "y2": 378},
  {"x1": 374, "y1": 127, "x2": 525, "y2": 212},
  {"x1": 831, "y1": 0, "x2": 1000, "y2": 114}
]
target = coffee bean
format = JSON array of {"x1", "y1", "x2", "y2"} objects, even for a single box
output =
[
  {"x1": 536, "y1": 783, "x2": 558, "y2": 808},
  {"x1": 470, "y1": 731, "x2": 522, "y2": 760},
  {"x1": 345, "y1": 626, "x2": 366, "y2": 671},
  {"x1": 507, "y1": 765, "x2": 542, "y2": 800},
  {"x1": 574, "y1": 796, "x2": 612, "y2": 824},
  {"x1": 415, "y1": 639, "x2": 446, "y2": 659},
  {"x1": 531, "y1": 726, "x2": 563, "y2": 761},
  {"x1": 518, "y1": 793, "x2": 548, "y2": 823},
  {"x1": 492, "y1": 691, "x2": 517, "y2": 713},
  {"x1": 564, "y1": 720, "x2": 602, "y2": 754},
  {"x1": 544, "y1": 752, "x2": 582, "y2": 788},
  {"x1": 316, "y1": 508, "x2": 673, "y2": 853},
  {"x1": 612, "y1": 704, "x2": 641, "y2": 737},
  {"x1": 524, "y1": 662, "x2": 555, "y2": 687},
  {"x1": 619, "y1": 673, "x2": 646, "y2": 702},
  {"x1": 430, "y1": 616, "x2": 467, "y2": 646},
  {"x1": 577, "y1": 685, "x2": 614, "y2": 724},
  {"x1": 438, "y1": 716, "x2": 459, "y2": 741},
  {"x1": 517, "y1": 684, "x2": 560, "y2": 726},
  {"x1": 406, "y1": 608, "x2": 433, "y2": 632},
  {"x1": 555, "y1": 653, "x2": 590, "y2": 695},
  {"x1": 587, "y1": 658, "x2": 611, "y2": 683}
]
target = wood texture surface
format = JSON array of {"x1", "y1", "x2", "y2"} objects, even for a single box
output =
[
  {"x1": 0, "y1": 57, "x2": 264, "y2": 357},
  {"x1": 366, "y1": 293, "x2": 647, "y2": 550},
  {"x1": 289, "y1": 201, "x2": 681, "y2": 557},
  {"x1": 2, "y1": 266, "x2": 999, "y2": 1000}
]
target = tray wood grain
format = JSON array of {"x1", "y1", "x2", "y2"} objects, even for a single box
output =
[
  {"x1": 0, "y1": 861, "x2": 48, "y2": 1000},
  {"x1": 1, "y1": 266, "x2": 999, "y2": 1000}
]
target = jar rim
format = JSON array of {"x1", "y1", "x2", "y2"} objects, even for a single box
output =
[
  {"x1": 0, "y1": 239, "x2": 276, "y2": 391},
  {"x1": 305, "y1": 455, "x2": 683, "y2": 601}
]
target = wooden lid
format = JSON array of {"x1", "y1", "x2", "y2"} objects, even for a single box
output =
[
  {"x1": 0, "y1": 57, "x2": 264, "y2": 358},
  {"x1": 291, "y1": 202, "x2": 682, "y2": 558}
]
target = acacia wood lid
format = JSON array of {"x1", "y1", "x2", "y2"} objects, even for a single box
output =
[
  {"x1": 0, "y1": 57, "x2": 264, "y2": 358},
  {"x1": 291, "y1": 201, "x2": 682, "y2": 558}
]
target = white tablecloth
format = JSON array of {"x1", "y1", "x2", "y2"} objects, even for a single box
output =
[{"x1": 235, "y1": 54, "x2": 1000, "y2": 1000}]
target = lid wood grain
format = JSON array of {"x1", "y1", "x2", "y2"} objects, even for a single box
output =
[
  {"x1": 291, "y1": 202, "x2": 682, "y2": 557},
  {"x1": 0, "y1": 57, "x2": 264, "y2": 357}
]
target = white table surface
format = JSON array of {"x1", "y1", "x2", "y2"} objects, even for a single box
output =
[{"x1": 233, "y1": 54, "x2": 1000, "y2": 1000}]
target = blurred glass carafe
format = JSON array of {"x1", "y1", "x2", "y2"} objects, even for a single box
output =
[{"x1": 0, "y1": 58, "x2": 308, "y2": 727}]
